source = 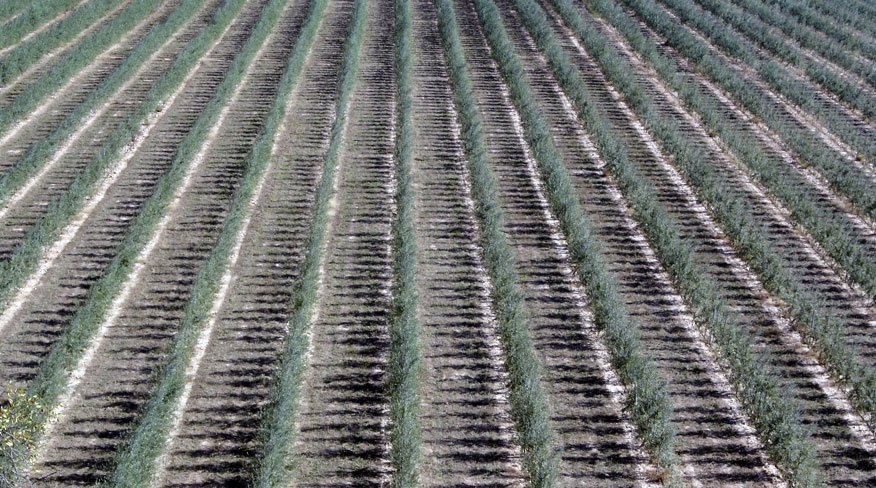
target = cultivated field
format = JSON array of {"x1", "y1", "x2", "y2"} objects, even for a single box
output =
[{"x1": 0, "y1": 0, "x2": 875, "y2": 485}]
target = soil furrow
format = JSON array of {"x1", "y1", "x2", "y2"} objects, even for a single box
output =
[
  {"x1": 693, "y1": 0, "x2": 876, "y2": 130},
  {"x1": 29, "y1": 0, "x2": 293, "y2": 476},
  {"x1": 0, "y1": 0, "x2": 873, "y2": 483},
  {"x1": 29, "y1": 0, "x2": 305, "y2": 477},
  {"x1": 288, "y1": 0, "x2": 394, "y2": 484},
  {"x1": 646, "y1": 0, "x2": 876, "y2": 191},
  {"x1": 453, "y1": 0, "x2": 692, "y2": 483},
  {"x1": 718, "y1": 0, "x2": 876, "y2": 104},
  {"x1": 465, "y1": 0, "x2": 791, "y2": 483},
  {"x1": 0, "y1": 0, "x2": 156, "y2": 153},
  {"x1": 553, "y1": 1, "x2": 876, "y2": 482},
  {"x1": 0, "y1": 0, "x2": 223, "y2": 219},
  {"x1": 620, "y1": 0, "x2": 876, "y2": 360},
  {"x1": 0, "y1": 0, "x2": 93, "y2": 58},
  {"x1": 0, "y1": 0, "x2": 224, "y2": 260},
  {"x1": 785, "y1": 0, "x2": 876, "y2": 64},
  {"x1": 154, "y1": 1, "x2": 348, "y2": 484},
  {"x1": 0, "y1": 0, "x2": 134, "y2": 105},
  {"x1": 410, "y1": 0, "x2": 525, "y2": 483},
  {"x1": 0, "y1": 0, "x2": 299, "y2": 482},
  {"x1": 0, "y1": 0, "x2": 262, "y2": 391}
]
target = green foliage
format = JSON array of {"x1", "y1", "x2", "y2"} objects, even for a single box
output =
[
  {"x1": 554, "y1": 0, "x2": 876, "y2": 477},
  {"x1": 103, "y1": 0, "x2": 327, "y2": 485},
  {"x1": 0, "y1": 0, "x2": 209, "y2": 259},
  {"x1": 693, "y1": 0, "x2": 876, "y2": 119},
  {"x1": 0, "y1": 0, "x2": 84, "y2": 51},
  {"x1": 0, "y1": 0, "x2": 245, "y2": 318},
  {"x1": 593, "y1": 0, "x2": 876, "y2": 430},
  {"x1": 0, "y1": 0, "x2": 154, "y2": 129},
  {"x1": 463, "y1": 0, "x2": 681, "y2": 476},
  {"x1": 0, "y1": 0, "x2": 251, "y2": 478},
  {"x1": 641, "y1": 0, "x2": 876, "y2": 215},
  {"x1": 389, "y1": 0, "x2": 423, "y2": 483},
  {"x1": 574, "y1": 0, "x2": 876, "y2": 306},
  {"x1": 0, "y1": 386, "x2": 47, "y2": 487},
  {"x1": 251, "y1": 0, "x2": 367, "y2": 484},
  {"x1": 433, "y1": 0, "x2": 561, "y2": 484},
  {"x1": 779, "y1": 0, "x2": 876, "y2": 57},
  {"x1": 523, "y1": 0, "x2": 820, "y2": 483},
  {"x1": 0, "y1": 1, "x2": 31, "y2": 24},
  {"x1": 724, "y1": 0, "x2": 876, "y2": 92}
]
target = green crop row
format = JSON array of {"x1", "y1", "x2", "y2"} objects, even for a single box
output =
[
  {"x1": 608, "y1": 0, "x2": 876, "y2": 300},
  {"x1": 0, "y1": 0, "x2": 249, "y2": 477},
  {"x1": 466, "y1": 0, "x2": 682, "y2": 478},
  {"x1": 102, "y1": 0, "x2": 326, "y2": 485},
  {"x1": 0, "y1": 1, "x2": 30, "y2": 23},
  {"x1": 611, "y1": 0, "x2": 876, "y2": 293},
  {"x1": 0, "y1": 0, "x2": 129, "y2": 85},
  {"x1": 580, "y1": 0, "x2": 876, "y2": 443},
  {"x1": 641, "y1": 0, "x2": 876, "y2": 211},
  {"x1": 824, "y1": 0, "x2": 876, "y2": 31},
  {"x1": 693, "y1": 0, "x2": 876, "y2": 120},
  {"x1": 516, "y1": 0, "x2": 820, "y2": 483},
  {"x1": 251, "y1": 0, "x2": 366, "y2": 484},
  {"x1": 0, "y1": 0, "x2": 165, "y2": 138},
  {"x1": 775, "y1": 0, "x2": 876, "y2": 55},
  {"x1": 433, "y1": 0, "x2": 561, "y2": 484},
  {"x1": 724, "y1": 0, "x2": 876, "y2": 91},
  {"x1": 0, "y1": 0, "x2": 245, "y2": 317},
  {"x1": 389, "y1": 0, "x2": 423, "y2": 484},
  {"x1": 0, "y1": 0, "x2": 210, "y2": 224},
  {"x1": 0, "y1": 0, "x2": 84, "y2": 51}
]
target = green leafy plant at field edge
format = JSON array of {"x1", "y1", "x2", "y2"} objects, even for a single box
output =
[{"x1": 0, "y1": 386, "x2": 48, "y2": 487}]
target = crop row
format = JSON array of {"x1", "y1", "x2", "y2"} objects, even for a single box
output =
[
  {"x1": 722, "y1": 0, "x2": 876, "y2": 91},
  {"x1": 144, "y1": 0, "x2": 351, "y2": 481},
  {"x1": 693, "y1": 0, "x2": 876, "y2": 122},
  {"x1": 571, "y1": 0, "x2": 876, "y2": 458},
  {"x1": 100, "y1": 0, "x2": 326, "y2": 484},
  {"x1": 0, "y1": 0, "x2": 248, "y2": 350},
  {"x1": 0, "y1": 0, "x2": 206, "y2": 239},
  {"x1": 434, "y1": 0, "x2": 564, "y2": 483},
  {"x1": 481, "y1": 1, "x2": 736, "y2": 476},
  {"x1": 407, "y1": 0, "x2": 538, "y2": 480},
  {"x1": 0, "y1": 0, "x2": 135, "y2": 111},
  {"x1": 251, "y1": 0, "x2": 366, "y2": 484},
  {"x1": 606, "y1": 0, "x2": 876, "y2": 300},
  {"x1": 580, "y1": 2, "x2": 876, "y2": 425},
  {"x1": 0, "y1": 0, "x2": 257, "y2": 477},
  {"x1": 0, "y1": 0, "x2": 160, "y2": 134},
  {"x1": 0, "y1": 0, "x2": 86, "y2": 52},
  {"x1": 388, "y1": 0, "x2": 424, "y2": 483},
  {"x1": 640, "y1": 0, "x2": 876, "y2": 205},
  {"x1": 0, "y1": 0, "x2": 30, "y2": 23},
  {"x1": 1, "y1": 0, "x2": 874, "y2": 484},
  {"x1": 500, "y1": 0, "x2": 821, "y2": 483},
  {"x1": 0, "y1": 0, "x2": 132, "y2": 87},
  {"x1": 786, "y1": 0, "x2": 876, "y2": 53}
]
